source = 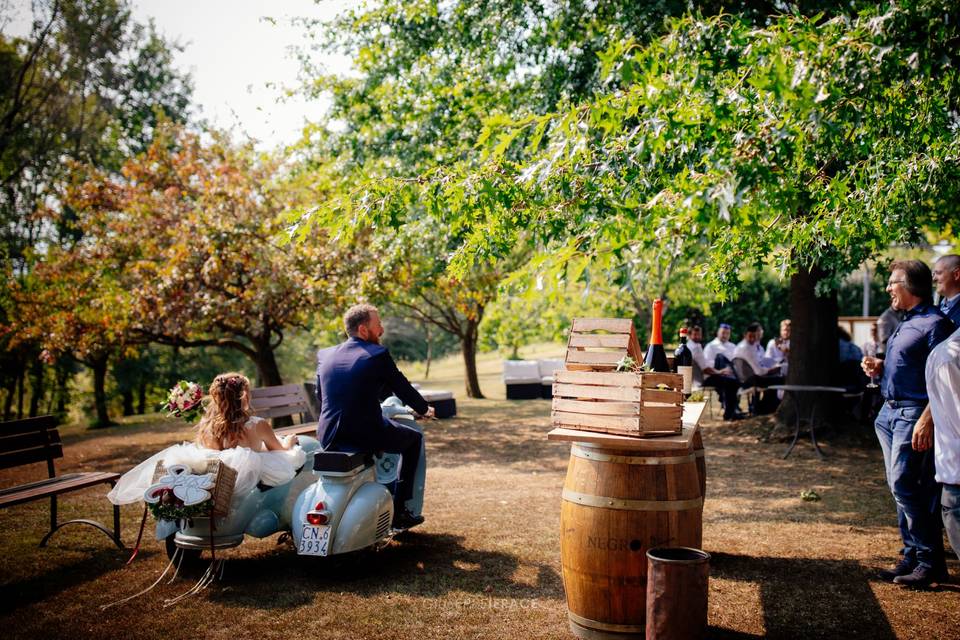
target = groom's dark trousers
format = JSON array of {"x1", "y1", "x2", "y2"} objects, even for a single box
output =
[{"x1": 316, "y1": 337, "x2": 428, "y2": 506}]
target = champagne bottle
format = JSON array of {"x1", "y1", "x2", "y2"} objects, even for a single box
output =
[
  {"x1": 674, "y1": 327, "x2": 693, "y2": 394},
  {"x1": 644, "y1": 299, "x2": 670, "y2": 372}
]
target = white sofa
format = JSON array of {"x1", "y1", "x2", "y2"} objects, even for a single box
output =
[
  {"x1": 503, "y1": 359, "x2": 565, "y2": 400},
  {"x1": 410, "y1": 384, "x2": 457, "y2": 418},
  {"x1": 537, "y1": 359, "x2": 565, "y2": 399},
  {"x1": 502, "y1": 360, "x2": 543, "y2": 399}
]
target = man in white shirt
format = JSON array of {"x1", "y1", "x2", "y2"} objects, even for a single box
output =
[
  {"x1": 765, "y1": 319, "x2": 791, "y2": 364},
  {"x1": 933, "y1": 254, "x2": 960, "y2": 327},
  {"x1": 919, "y1": 325, "x2": 960, "y2": 567},
  {"x1": 733, "y1": 322, "x2": 785, "y2": 413},
  {"x1": 703, "y1": 323, "x2": 736, "y2": 370},
  {"x1": 733, "y1": 323, "x2": 782, "y2": 379},
  {"x1": 689, "y1": 325, "x2": 743, "y2": 420}
]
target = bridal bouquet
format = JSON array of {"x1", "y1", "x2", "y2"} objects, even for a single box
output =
[{"x1": 164, "y1": 380, "x2": 204, "y2": 423}]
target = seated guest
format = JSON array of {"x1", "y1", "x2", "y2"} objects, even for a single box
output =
[
  {"x1": 689, "y1": 325, "x2": 743, "y2": 421},
  {"x1": 753, "y1": 323, "x2": 777, "y2": 368},
  {"x1": 838, "y1": 327, "x2": 868, "y2": 391},
  {"x1": 734, "y1": 323, "x2": 783, "y2": 380},
  {"x1": 838, "y1": 327, "x2": 863, "y2": 363},
  {"x1": 765, "y1": 319, "x2": 791, "y2": 365},
  {"x1": 734, "y1": 323, "x2": 785, "y2": 413},
  {"x1": 704, "y1": 323, "x2": 737, "y2": 370}
]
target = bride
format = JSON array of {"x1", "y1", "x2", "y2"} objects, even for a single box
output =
[{"x1": 108, "y1": 372, "x2": 306, "y2": 509}]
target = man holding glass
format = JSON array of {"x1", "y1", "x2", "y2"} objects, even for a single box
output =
[{"x1": 862, "y1": 260, "x2": 953, "y2": 587}]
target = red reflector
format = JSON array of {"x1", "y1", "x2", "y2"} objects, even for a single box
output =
[
  {"x1": 314, "y1": 501, "x2": 325, "y2": 511},
  {"x1": 306, "y1": 511, "x2": 328, "y2": 526}
]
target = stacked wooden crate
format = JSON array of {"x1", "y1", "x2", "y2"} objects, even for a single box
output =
[{"x1": 552, "y1": 317, "x2": 684, "y2": 437}]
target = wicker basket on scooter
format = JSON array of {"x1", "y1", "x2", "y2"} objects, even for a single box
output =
[{"x1": 151, "y1": 459, "x2": 237, "y2": 517}]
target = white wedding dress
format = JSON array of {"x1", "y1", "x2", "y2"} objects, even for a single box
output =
[{"x1": 107, "y1": 419, "x2": 306, "y2": 509}]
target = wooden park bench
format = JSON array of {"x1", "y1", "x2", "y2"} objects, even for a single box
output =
[
  {"x1": 0, "y1": 416, "x2": 122, "y2": 548},
  {"x1": 249, "y1": 383, "x2": 319, "y2": 439}
]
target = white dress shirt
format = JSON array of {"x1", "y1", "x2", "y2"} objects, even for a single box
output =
[
  {"x1": 926, "y1": 326, "x2": 960, "y2": 485},
  {"x1": 765, "y1": 338, "x2": 789, "y2": 364},
  {"x1": 703, "y1": 338, "x2": 736, "y2": 368},
  {"x1": 734, "y1": 338, "x2": 774, "y2": 376},
  {"x1": 689, "y1": 341, "x2": 709, "y2": 372}
]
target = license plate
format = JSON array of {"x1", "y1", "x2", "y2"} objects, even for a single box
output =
[{"x1": 298, "y1": 524, "x2": 331, "y2": 556}]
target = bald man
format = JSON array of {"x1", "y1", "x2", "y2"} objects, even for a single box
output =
[{"x1": 934, "y1": 254, "x2": 960, "y2": 327}]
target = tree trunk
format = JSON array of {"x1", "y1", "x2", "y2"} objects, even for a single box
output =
[
  {"x1": 254, "y1": 341, "x2": 284, "y2": 387},
  {"x1": 254, "y1": 340, "x2": 290, "y2": 426},
  {"x1": 54, "y1": 362, "x2": 70, "y2": 418},
  {"x1": 137, "y1": 381, "x2": 147, "y2": 415},
  {"x1": 16, "y1": 367, "x2": 25, "y2": 419},
  {"x1": 28, "y1": 357, "x2": 44, "y2": 417},
  {"x1": 3, "y1": 375, "x2": 17, "y2": 421},
  {"x1": 90, "y1": 356, "x2": 113, "y2": 428},
  {"x1": 461, "y1": 319, "x2": 484, "y2": 399},
  {"x1": 423, "y1": 322, "x2": 432, "y2": 380},
  {"x1": 779, "y1": 264, "x2": 839, "y2": 423},
  {"x1": 121, "y1": 389, "x2": 135, "y2": 416}
]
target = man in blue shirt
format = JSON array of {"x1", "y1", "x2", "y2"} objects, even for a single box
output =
[
  {"x1": 863, "y1": 260, "x2": 954, "y2": 587},
  {"x1": 933, "y1": 254, "x2": 960, "y2": 327}
]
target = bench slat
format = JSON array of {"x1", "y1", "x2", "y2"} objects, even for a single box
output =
[
  {"x1": 274, "y1": 423, "x2": 319, "y2": 438},
  {"x1": 253, "y1": 405, "x2": 311, "y2": 419},
  {"x1": 0, "y1": 415, "x2": 58, "y2": 436},
  {"x1": 0, "y1": 445, "x2": 64, "y2": 471},
  {"x1": 0, "y1": 430, "x2": 63, "y2": 452},
  {"x1": 0, "y1": 471, "x2": 120, "y2": 509},
  {"x1": 249, "y1": 384, "x2": 315, "y2": 424},
  {"x1": 251, "y1": 393, "x2": 307, "y2": 407},
  {"x1": 250, "y1": 384, "x2": 303, "y2": 399},
  {"x1": 0, "y1": 473, "x2": 84, "y2": 497},
  {"x1": 252, "y1": 393, "x2": 305, "y2": 405}
]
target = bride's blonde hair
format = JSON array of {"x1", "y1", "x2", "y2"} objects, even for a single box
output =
[{"x1": 197, "y1": 372, "x2": 251, "y2": 447}]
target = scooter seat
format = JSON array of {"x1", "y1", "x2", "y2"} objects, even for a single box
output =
[{"x1": 313, "y1": 451, "x2": 370, "y2": 472}]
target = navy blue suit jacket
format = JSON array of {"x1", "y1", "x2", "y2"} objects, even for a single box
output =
[{"x1": 316, "y1": 337, "x2": 429, "y2": 450}]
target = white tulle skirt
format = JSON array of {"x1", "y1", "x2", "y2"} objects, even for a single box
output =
[{"x1": 107, "y1": 442, "x2": 306, "y2": 508}]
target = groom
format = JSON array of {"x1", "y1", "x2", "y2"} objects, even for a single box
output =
[{"x1": 316, "y1": 303, "x2": 434, "y2": 529}]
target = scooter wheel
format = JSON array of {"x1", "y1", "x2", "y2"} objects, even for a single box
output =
[{"x1": 164, "y1": 534, "x2": 203, "y2": 568}]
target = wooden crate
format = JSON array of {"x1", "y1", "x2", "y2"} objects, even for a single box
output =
[
  {"x1": 152, "y1": 459, "x2": 237, "y2": 517},
  {"x1": 552, "y1": 370, "x2": 683, "y2": 437},
  {"x1": 565, "y1": 317, "x2": 643, "y2": 371}
]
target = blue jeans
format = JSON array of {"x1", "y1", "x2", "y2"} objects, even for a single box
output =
[
  {"x1": 943, "y1": 484, "x2": 960, "y2": 563},
  {"x1": 874, "y1": 403, "x2": 943, "y2": 569}
]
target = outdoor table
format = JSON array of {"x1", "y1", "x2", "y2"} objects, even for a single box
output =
[{"x1": 768, "y1": 385, "x2": 847, "y2": 459}]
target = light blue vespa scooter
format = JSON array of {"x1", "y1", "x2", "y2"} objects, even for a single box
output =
[
  {"x1": 291, "y1": 399, "x2": 426, "y2": 557},
  {"x1": 164, "y1": 436, "x2": 323, "y2": 559},
  {"x1": 164, "y1": 399, "x2": 426, "y2": 560}
]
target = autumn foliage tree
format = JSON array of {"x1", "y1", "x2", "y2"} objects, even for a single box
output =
[
  {"x1": 9, "y1": 243, "x2": 133, "y2": 426},
  {"x1": 66, "y1": 124, "x2": 347, "y2": 387}
]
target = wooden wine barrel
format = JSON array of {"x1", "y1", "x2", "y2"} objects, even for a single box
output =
[
  {"x1": 692, "y1": 427, "x2": 706, "y2": 500},
  {"x1": 560, "y1": 441, "x2": 703, "y2": 639}
]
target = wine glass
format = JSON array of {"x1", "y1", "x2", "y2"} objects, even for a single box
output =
[{"x1": 863, "y1": 342, "x2": 879, "y2": 389}]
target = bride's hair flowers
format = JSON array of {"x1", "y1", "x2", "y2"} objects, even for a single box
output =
[{"x1": 164, "y1": 381, "x2": 204, "y2": 423}]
